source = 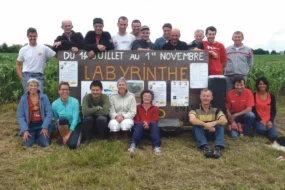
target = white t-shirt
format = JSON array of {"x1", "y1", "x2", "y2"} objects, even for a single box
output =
[
  {"x1": 112, "y1": 33, "x2": 136, "y2": 50},
  {"x1": 17, "y1": 44, "x2": 56, "y2": 74}
]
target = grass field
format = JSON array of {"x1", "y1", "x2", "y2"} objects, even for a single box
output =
[{"x1": 1, "y1": 54, "x2": 285, "y2": 189}]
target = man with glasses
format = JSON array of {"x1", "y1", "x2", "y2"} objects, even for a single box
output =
[{"x1": 53, "y1": 20, "x2": 84, "y2": 54}]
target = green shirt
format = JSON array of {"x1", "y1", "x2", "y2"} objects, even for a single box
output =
[{"x1": 82, "y1": 93, "x2": 110, "y2": 117}]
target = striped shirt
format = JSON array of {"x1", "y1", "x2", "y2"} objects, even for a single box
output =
[
  {"x1": 189, "y1": 104, "x2": 225, "y2": 122},
  {"x1": 225, "y1": 44, "x2": 253, "y2": 76}
]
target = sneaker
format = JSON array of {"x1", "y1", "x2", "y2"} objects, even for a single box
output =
[
  {"x1": 127, "y1": 143, "x2": 136, "y2": 153},
  {"x1": 203, "y1": 145, "x2": 213, "y2": 158},
  {"x1": 213, "y1": 147, "x2": 221, "y2": 159},
  {"x1": 237, "y1": 122, "x2": 243, "y2": 133},
  {"x1": 154, "y1": 147, "x2": 161, "y2": 153}
]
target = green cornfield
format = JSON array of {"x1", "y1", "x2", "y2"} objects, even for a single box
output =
[
  {"x1": 0, "y1": 53, "x2": 284, "y2": 104},
  {"x1": 0, "y1": 53, "x2": 58, "y2": 104}
]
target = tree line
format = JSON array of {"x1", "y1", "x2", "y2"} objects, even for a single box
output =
[{"x1": 0, "y1": 42, "x2": 283, "y2": 55}]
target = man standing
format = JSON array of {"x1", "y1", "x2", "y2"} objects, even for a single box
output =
[
  {"x1": 131, "y1": 26, "x2": 157, "y2": 50},
  {"x1": 16, "y1": 28, "x2": 56, "y2": 93},
  {"x1": 226, "y1": 76, "x2": 255, "y2": 138},
  {"x1": 188, "y1": 29, "x2": 204, "y2": 50},
  {"x1": 154, "y1": 23, "x2": 172, "y2": 50},
  {"x1": 196, "y1": 26, "x2": 227, "y2": 75},
  {"x1": 112, "y1": 16, "x2": 136, "y2": 50},
  {"x1": 53, "y1": 20, "x2": 84, "y2": 53},
  {"x1": 189, "y1": 88, "x2": 227, "y2": 159},
  {"x1": 84, "y1": 18, "x2": 114, "y2": 59},
  {"x1": 82, "y1": 80, "x2": 110, "y2": 141},
  {"x1": 225, "y1": 31, "x2": 253, "y2": 92},
  {"x1": 130, "y1": 19, "x2": 141, "y2": 40},
  {"x1": 162, "y1": 28, "x2": 188, "y2": 50}
]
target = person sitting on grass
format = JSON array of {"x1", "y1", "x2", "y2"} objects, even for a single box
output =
[
  {"x1": 128, "y1": 90, "x2": 161, "y2": 153},
  {"x1": 189, "y1": 88, "x2": 227, "y2": 159},
  {"x1": 52, "y1": 82, "x2": 82, "y2": 149},
  {"x1": 226, "y1": 76, "x2": 255, "y2": 138},
  {"x1": 252, "y1": 76, "x2": 278, "y2": 142},
  {"x1": 17, "y1": 78, "x2": 53, "y2": 147}
]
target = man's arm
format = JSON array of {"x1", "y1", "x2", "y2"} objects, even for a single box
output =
[
  {"x1": 83, "y1": 31, "x2": 100, "y2": 53},
  {"x1": 95, "y1": 95, "x2": 110, "y2": 116},
  {"x1": 82, "y1": 95, "x2": 97, "y2": 117},
  {"x1": 104, "y1": 32, "x2": 114, "y2": 50},
  {"x1": 189, "y1": 113, "x2": 206, "y2": 127},
  {"x1": 248, "y1": 48, "x2": 253, "y2": 70},
  {"x1": 231, "y1": 107, "x2": 252, "y2": 119},
  {"x1": 220, "y1": 43, "x2": 228, "y2": 67},
  {"x1": 16, "y1": 61, "x2": 23, "y2": 80}
]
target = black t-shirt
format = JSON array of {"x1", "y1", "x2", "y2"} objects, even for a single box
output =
[
  {"x1": 162, "y1": 40, "x2": 189, "y2": 50},
  {"x1": 188, "y1": 40, "x2": 201, "y2": 50},
  {"x1": 131, "y1": 40, "x2": 157, "y2": 50}
]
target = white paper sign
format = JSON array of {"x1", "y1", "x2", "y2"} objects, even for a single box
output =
[
  {"x1": 59, "y1": 61, "x2": 78, "y2": 87},
  {"x1": 148, "y1": 81, "x2": 166, "y2": 107},
  {"x1": 171, "y1": 81, "x2": 189, "y2": 106},
  {"x1": 190, "y1": 63, "x2": 208, "y2": 88}
]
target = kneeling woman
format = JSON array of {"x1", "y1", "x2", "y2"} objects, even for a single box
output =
[
  {"x1": 253, "y1": 76, "x2": 278, "y2": 142},
  {"x1": 52, "y1": 82, "x2": 82, "y2": 149},
  {"x1": 17, "y1": 78, "x2": 53, "y2": 147},
  {"x1": 128, "y1": 90, "x2": 161, "y2": 153}
]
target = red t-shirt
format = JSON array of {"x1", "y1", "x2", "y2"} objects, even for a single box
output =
[
  {"x1": 95, "y1": 36, "x2": 101, "y2": 44},
  {"x1": 255, "y1": 92, "x2": 271, "y2": 122},
  {"x1": 202, "y1": 41, "x2": 227, "y2": 75},
  {"x1": 134, "y1": 104, "x2": 159, "y2": 125},
  {"x1": 28, "y1": 95, "x2": 42, "y2": 123},
  {"x1": 226, "y1": 88, "x2": 254, "y2": 113}
]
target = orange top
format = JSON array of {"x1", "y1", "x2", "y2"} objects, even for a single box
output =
[
  {"x1": 255, "y1": 92, "x2": 271, "y2": 122},
  {"x1": 226, "y1": 88, "x2": 254, "y2": 113},
  {"x1": 28, "y1": 95, "x2": 42, "y2": 123}
]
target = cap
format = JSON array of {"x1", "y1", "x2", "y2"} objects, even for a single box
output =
[
  {"x1": 140, "y1": 25, "x2": 150, "y2": 31},
  {"x1": 93, "y1": 18, "x2": 104, "y2": 25}
]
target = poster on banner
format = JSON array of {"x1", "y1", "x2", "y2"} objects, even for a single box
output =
[
  {"x1": 190, "y1": 63, "x2": 208, "y2": 88},
  {"x1": 148, "y1": 81, "x2": 166, "y2": 107},
  {"x1": 171, "y1": 81, "x2": 189, "y2": 106},
  {"x1": 59, "y1": 61, "x2": 78, "y2": 87},
  {"x1": 127, "y1": 80, "x2": 144, "y2": 103},
  {"x1": 80, "y1": 81, "x2": 118, "y2": 103}
]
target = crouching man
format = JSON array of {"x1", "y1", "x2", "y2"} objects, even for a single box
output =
[{"x1": 189, "y1": 88, "x2": 228, "y2": 159}]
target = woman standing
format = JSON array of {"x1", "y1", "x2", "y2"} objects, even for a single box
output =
[
  {"x1": 253, "y1": 76, "x2": 278, "y2": 141},
  {"x1": 17, "y1": 78, "x2": 53, "y2": 147},
  {"x1": 52, "y1": 82, "x2": 82, "y2": 149}
]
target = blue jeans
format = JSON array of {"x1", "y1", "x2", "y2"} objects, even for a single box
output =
[
  {"x1": 22, "y1": 72, "x2": 44, "y2": 93},
  {"x1": 131, "y1": 122, "x2": 161, "y2": 147},
  {"x1": 193, "y1": 125, "x2": 225, "y2": 148},
  {"x1": 22, "y1": 126, "x2": 50, "y2": 147},
  {"x1": 253, "y1": 121, "x2": 278, "y2": 141},
  {"x1": 230, "y1": 112, "x2": 255, "y2": 138}
]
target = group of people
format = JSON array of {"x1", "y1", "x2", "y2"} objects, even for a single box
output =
[
  {"x1": 17, "y1": 77, "x2": 161, "y2": 153},
  {"x1": 191, "y1": 76, "x2": 278, "y2": 159},
  {"x1": 16, "y1": 16, "x2": 253, "y2": 93},
  {"x1": 16, "y1": 16, "x2": 274, "y2": 159}
]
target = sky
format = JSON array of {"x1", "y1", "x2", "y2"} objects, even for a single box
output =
[{"x1": 1, "y1": 0, "x2": 284, "y2": 52}]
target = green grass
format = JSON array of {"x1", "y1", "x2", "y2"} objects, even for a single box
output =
[{"x1": 1, "y1": 101, "x2": 285, "y2": 189}]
